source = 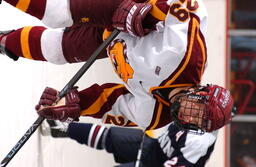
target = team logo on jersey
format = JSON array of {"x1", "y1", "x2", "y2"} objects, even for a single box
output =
[{"x1": 107, "y1": 39, "x2": 134, "y2": 83}]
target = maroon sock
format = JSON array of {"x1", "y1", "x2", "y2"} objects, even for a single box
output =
[
  {"x1": 3, "y1": 26, "x2": 47, "y2": 61},
  {"x1": 4, "y1": 0, "x2": 46, "y2": 20}
]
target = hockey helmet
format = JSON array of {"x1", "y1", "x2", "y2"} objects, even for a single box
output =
[{"x1": 170, "y1": 84, "x2": 236, "y2": 134}]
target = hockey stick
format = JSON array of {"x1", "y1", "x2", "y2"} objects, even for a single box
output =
[
  {"x1": 0, "y1": 29, "x2": 120, "y2": 167},
  {"x1": 135, "y1": 132, "x2": 146, "y2": 167}
]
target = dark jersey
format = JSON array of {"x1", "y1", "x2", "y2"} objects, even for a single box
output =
[{"x1": 105, "y1": 123, "x2": 216, "y2": 167}]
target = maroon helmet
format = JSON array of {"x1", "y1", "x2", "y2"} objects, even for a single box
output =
[{"x1": 170, "y1": 84, "x2": 236, "y2": 134}]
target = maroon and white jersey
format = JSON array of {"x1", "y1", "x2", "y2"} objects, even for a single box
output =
[
  {"x1": 78, "y1": 0, "x2": 208, "y2": 130},
  {"x1": 1, "y1": 0, "x2": 208, "y2": 130}
]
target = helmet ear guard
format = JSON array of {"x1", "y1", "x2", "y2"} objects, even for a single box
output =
[{"x1": 170, "y1": 84, "x2": 235, "y2": 135}]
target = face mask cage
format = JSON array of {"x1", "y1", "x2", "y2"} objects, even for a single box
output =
[{"x1": 170, "y1": 86, "x2": 210, "y2": 135}]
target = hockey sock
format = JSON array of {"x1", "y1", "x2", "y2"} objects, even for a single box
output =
[
  {"x1": 0, "y1": 26, "x2": 69, "y2": 64},
  {"x1": 0, "y1": 27, "x2": 47, "y2": 61},
  {"x1": 68, "y1": 123, "x2": 108, "y2": 150},
  {"x1": 4, "y1": 0, "x2": 47, "y2": 20}
]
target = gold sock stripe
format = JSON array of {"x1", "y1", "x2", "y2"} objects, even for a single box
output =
[
  {"x1": 20, "y1": 26, "x2": 33, "y2": 59},
  {"x1": 16, "y1": 0, "x2": 31, "y2": 12}
]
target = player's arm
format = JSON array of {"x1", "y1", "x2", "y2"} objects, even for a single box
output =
[
  {"x1": 71, "y1": 0, "x2": 159, "y2": 37},
  {"x1": 35, "y1": 83, "x2": 132, "y2": 123}
]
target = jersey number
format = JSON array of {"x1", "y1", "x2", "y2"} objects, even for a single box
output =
[
  {"x1": 169, "y1": 0, "x2": 199, "y2": 21},
  {"x1": 105, "y1": 115, "x2": 125, "y2": 126}
]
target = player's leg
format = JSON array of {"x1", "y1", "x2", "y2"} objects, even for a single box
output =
[
  {"x1": 3, "y1": 0, "x2": 123, "y2": 28},
  {"x1": 69, "y1": 0, "x2": 122, "y2": 27},
  {"x1": 3, "y1": 0, "x2": 158, "y2": 31},
  {"x1": 0, "y1": 25, "x2": 106, "y2": 64},
  {"x1": 0, "y1": 26, "x2": 68, "y2": 64},
  {"x1": 3, "y1": 0, "x2": 73, "y2": 28}
]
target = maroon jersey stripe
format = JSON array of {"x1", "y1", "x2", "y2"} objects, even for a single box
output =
[
  {"x1": 79, "y1": 83, "x2": 123, "y2": 111},
  {"x1": 160, "y1": 14, "x2": 207, "y2": 86},
  {"x1": 146, "y1": 101, "x2": 161, "y2": 130},
  {"x1": 147, "y1": 104, "x2": 171, "y2": 130},
  {"x1": 87, "y1": 84, "x2": 129, "y2": 119}
]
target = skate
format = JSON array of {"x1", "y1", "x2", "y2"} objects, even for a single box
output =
[{"x1": 0, "y1": 30, "x2": 19, "y2": 61}]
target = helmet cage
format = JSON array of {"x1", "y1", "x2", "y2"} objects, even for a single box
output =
[{"x1": 170, "y1": 86, "x2": 210, "y2": 135}]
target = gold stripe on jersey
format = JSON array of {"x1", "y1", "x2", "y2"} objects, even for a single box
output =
[
  {"x1": 148, "y1": 16, "x2": 206, "y2": 130},
  {"x1": 150, "y1": 102, "x2": 163, "y2": 130},
  {"x1": 148, "y1": 0, "x2": 167, "y2": 21},
  {"x1": 16, "y1": 0, "x2": 31, "y2": 12},
  {"x1": 165, "y1": 17, "x2": 199, "y2": 86},
  {"x1": 20, "y1": 26, "x2": 33, "y2": 60},
  {"x1": 80, "y1": 84, "x2": 124, "y2": 115}
]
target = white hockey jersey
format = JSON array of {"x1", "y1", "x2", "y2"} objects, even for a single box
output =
[{"x1": 80, "y1": 0, "x2": 208, "y2": 130}]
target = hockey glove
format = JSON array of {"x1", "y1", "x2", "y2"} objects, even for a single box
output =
[
  {"x1": 35, "y1": 87, "x2": 81, "y2": 122},
  {"x1": 112, "y1": 0, "x2": 152, "y2": 37}
]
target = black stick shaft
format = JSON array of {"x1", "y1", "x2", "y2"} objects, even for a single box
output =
[{"x1": 0, "y1": 29, "x2": 120, "y2": 167}]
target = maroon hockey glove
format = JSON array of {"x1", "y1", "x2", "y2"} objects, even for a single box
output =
[
  {"x1": 112, "y1": 0, "x2": 152, "y2": 37},
  {"x1": 36, "y1": 87, "x2": 81, "y2": 122}
]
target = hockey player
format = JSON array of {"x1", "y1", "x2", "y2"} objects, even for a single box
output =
[
  {"x1": 1, "y1": 0, "x2": 234, "y2": 131},
  {"x1": 39, "y1": 83, "x2": 235, "y2": 167},
  {"x1": 0, "y1": 0, "x2": 158, "y2": 62},
  {"x1": 0, "y1": 1, "x2": 235, "y2": 165},
  {"x1": 43, "y1": 121, "x2": 217, "y2": 167}
]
